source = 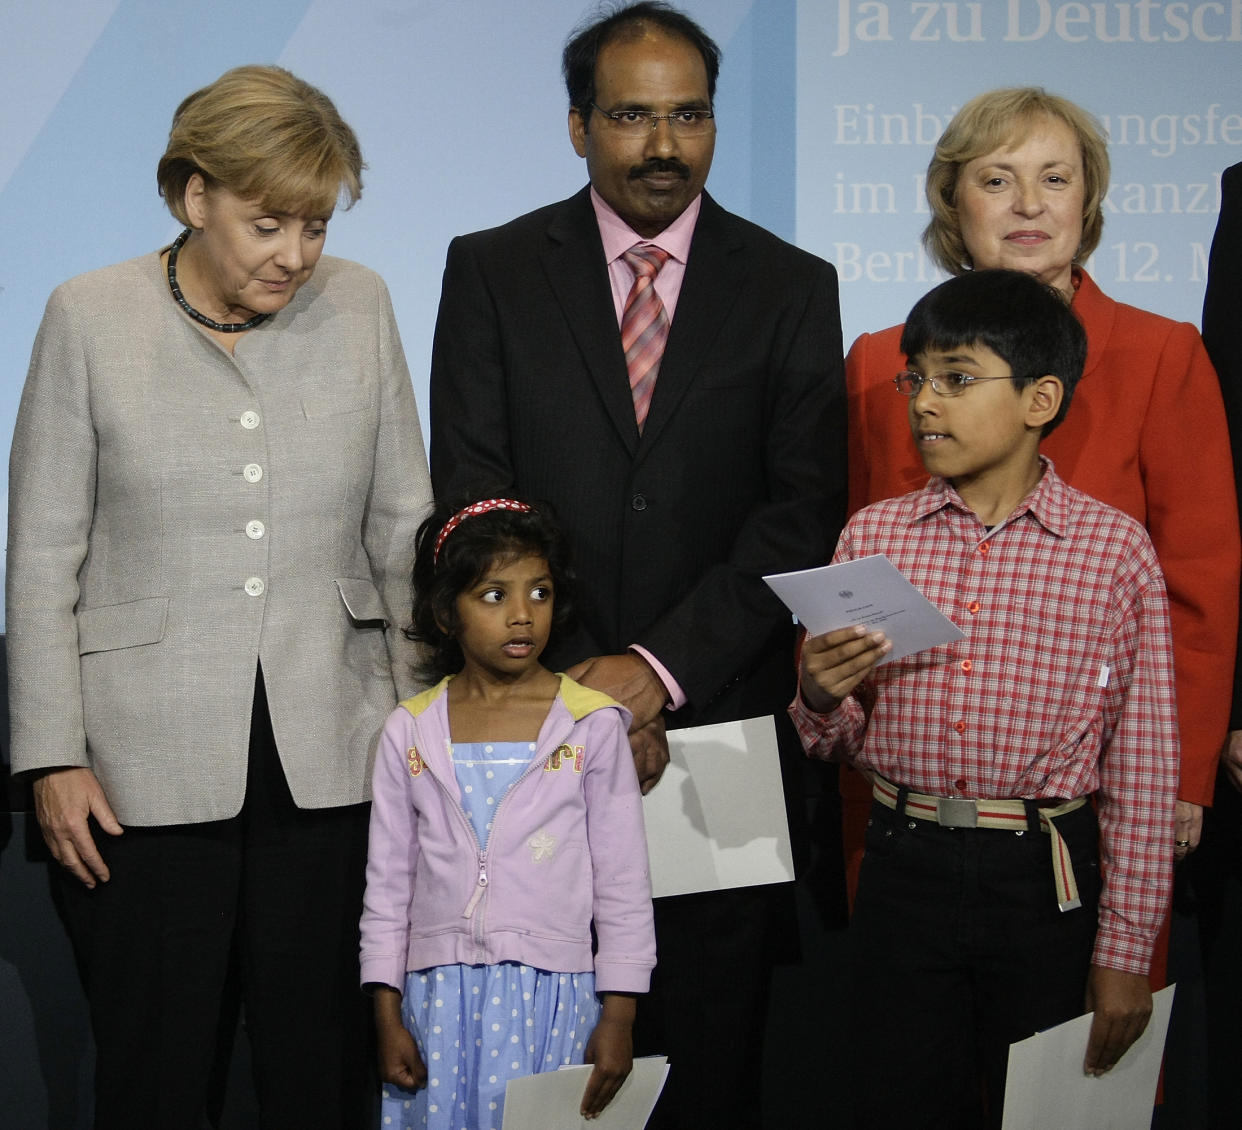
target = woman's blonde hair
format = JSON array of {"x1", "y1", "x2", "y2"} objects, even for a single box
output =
[
  {"x1": 157, "y1": 65, "x2": 363, "y2": 225},
  {"x1": 923, "y1": 87, "x2": 1110, "y2": 276}
]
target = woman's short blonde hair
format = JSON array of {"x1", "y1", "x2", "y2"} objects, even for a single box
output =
[
  {"x1": 157, "y1": 65, "x2": 363, "y2": 225},
  {"x1": 923, "y1": 87, "x2": 1110, "y2": 276}
]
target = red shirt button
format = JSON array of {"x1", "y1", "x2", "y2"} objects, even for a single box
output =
[
  {"x1": 954, "y1": 777, "x2": 967, "y2": 791},
  {"x1": 968, "y1": 601, "x2": 981, "y2": 614},
  {"x1": 978, "y1": 544, "x2": 990, "y2": 556},
  {"x1": 953, "y1": 721, "x2": 966, "y2": 734},
  {"x1": 960, "y1": 660, "x2": 973, "y2": 672}
]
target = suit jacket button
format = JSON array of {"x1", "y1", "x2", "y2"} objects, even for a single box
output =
[
  {"x1": 631, "y1": 493, "x2": 647, "y2": 511},
  {"x1": 244, "y1": 577, "x2": 265, "y2": 597}
]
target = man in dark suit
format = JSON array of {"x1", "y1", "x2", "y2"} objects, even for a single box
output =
[
  {"x1": 1197, "y1": 159, "x2": 1242, "y2": 1128},
  {"x1": 430, "y1": 4, "x2": 844, "y2": 1125}
]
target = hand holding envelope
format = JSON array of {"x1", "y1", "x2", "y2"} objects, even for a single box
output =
[
  {"x1": 798, "y1": 623, "x2": 893, "y2": 713},
  {"x1": 501, "y1": 1057, "x2": 670, "y2": 1129},
  {"x1": 764, "y1": 554, "x2": 965, "y2": 712},
  {"x1": 1001, "y1": 986, "x2": 1174, "y2": 1129},
  {"x1": 764, "y1": 554, "x2": 965, "y2": 661}
]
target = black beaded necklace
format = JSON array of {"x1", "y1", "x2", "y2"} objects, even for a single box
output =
[{"x1": 166, "y1": 228, "x2": 268, "y2": 332}]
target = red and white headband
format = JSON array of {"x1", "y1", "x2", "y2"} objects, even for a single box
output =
[{"x1": 433, "y1": 498, "x2": 533, "y2": 564}]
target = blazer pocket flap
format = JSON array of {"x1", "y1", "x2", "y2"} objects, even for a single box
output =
[
  {"x1": 302, "y1": 390, "x2": 370, "y2": 418},
  {"x1": 335, "y1": 578, "x2": 390, "y2": 627},
  {"x1": 78, "y1": 598, "x2": 169, "y2": 655}
]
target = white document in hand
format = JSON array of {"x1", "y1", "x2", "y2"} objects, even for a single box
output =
[
  {"x1": 642, "y1": 715, "x2": 795, "y2": 899},
  {"x1": 764, "y1": 553, "x2": 964, "y2": 663},
  {"x1": 501, "y1": 1056, "x2": 669, "y2": 1130},
  {"x1": 1001, "y1": 984, "x2": 1175, "y2": 1130}
]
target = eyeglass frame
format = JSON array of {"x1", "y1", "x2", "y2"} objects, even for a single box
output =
[
  {"x1": 588, "y1": 102, "x2": 716, "y2": 134},
  {"x1": 893, "y1": 369, "x2": 1035, "y2": 398}
]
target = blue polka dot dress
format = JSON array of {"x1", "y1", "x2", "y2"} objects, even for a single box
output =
[{"x1": 379, "y1": 742, "x2": 601, "y2": 1130}]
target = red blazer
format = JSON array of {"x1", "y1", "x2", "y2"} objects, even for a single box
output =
[{"x1": 846, "y1": 268, "x2": 1239, "y2": 805}]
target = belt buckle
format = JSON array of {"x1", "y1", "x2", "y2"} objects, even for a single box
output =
[{"x1": 936, "y1": 797, "x2": 978, "y2": 828}]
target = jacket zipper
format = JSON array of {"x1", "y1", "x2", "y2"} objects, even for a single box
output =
[
  {"x1": 462, "y1": 850, "x2": 488, "y2": 921},
  {"x1": 424, "y1": 702, "x2": 575, "y2": 963},
  {"x1": 424, "y1": 740, "x2": 490, "y2": 960}
]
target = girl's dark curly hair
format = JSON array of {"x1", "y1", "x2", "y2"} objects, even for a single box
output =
[{"x1": 406, "y1": 496, "x2": 575, "y2": 682}]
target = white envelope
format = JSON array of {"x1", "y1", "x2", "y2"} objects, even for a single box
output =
[
  {"x1": 764, "y1": 553, "x2": 964, "y2": 663},
  {"x1": 642, "y1": 715, "x2": 795, "y2": 899},
  {"x1": 1001, "y1": 984, "x2": 1175, "y2": 1129},
  {"x1": 501, "y1": 1056, "x2": 669, "y2": 1130}
]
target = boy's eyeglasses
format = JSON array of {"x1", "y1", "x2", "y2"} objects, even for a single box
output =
[
  {"x1": 893, "y1": 370, "x2": 1023, "y2": 398},
  {"x1": 590, "y1": 103, "x2": 716, "y2": 136}
]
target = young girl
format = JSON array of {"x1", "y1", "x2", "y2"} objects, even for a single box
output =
[{"x1": 360, "y1": 497, "x2": 656, "y2": 1128}]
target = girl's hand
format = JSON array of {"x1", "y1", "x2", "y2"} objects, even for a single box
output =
[
  {"x1": 373, "y1": 987, "x2": 427, "y2": 1091},
  {"x1": 580, "y1": 993, "x2": 636, "y2": 1119},
  {"x1": 799, "y1": 625, "x2": 890, "y2": 714}
]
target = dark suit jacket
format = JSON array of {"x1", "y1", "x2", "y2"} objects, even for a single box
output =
[
  {"x1": 430, "y1": 188, "x2": 845, "y2": 729},
  {"x1": 1204, "y1": 162, "x2": 1242, "y2": 722}
]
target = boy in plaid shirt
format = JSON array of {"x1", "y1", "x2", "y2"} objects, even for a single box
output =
[{"x1": 794, "y1": 269, "x2": 1178, "y2": 1129}]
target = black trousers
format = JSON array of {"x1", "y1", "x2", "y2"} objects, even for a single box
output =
[
  {"x1": 57, "y1": 670, "x2": 372, "y2": 1129},
  {"x1": 1190, "y1": 771, "x2": 1242, "y2": 1129},
  {"x1": 848, "y1": 797, "x2": 1102, "y2": 1130},
  {"x1": 635, "y1": 882, "x2": 782, "y2": 1130}
]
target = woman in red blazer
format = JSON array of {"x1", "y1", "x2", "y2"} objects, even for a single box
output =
[{"x1": 845, "y1": 87, "x2": 1238, "y2": 889}]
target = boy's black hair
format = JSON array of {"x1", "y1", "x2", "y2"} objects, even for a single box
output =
[
  {"x1": 899, "y1": 268, "x2": 1087, "y2": 433},
  {"x1": 406, "y1": 496, "x2": 575, "y2": 682}
]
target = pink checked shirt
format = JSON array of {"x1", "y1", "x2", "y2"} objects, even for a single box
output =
[{"x1": 791, "y1": 463, "x2": 1179, "y2": 974}]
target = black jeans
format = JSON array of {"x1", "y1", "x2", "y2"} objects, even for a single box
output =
[{"x1": 848, "y1": 796, "x2": 1101, "y2": 1130}]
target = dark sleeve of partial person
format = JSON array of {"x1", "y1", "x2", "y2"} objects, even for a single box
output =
[{"x1": 1203, "y1": 162, "x2": 1242, "y2": 726}]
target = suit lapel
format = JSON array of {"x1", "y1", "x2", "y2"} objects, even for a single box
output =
[
  {"x1": 638, "y1": 194, "x2": 746, "y2": 453},
  {"x1": 541, "y1": 189, "x2": 640, "y2": 454}
]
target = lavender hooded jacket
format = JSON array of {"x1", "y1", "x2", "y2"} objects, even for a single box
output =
[{"x1": 360, "y1": 674, "x2": 655, "y2": 994}]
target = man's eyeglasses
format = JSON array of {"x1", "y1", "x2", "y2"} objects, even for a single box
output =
[
  {"x1": 893, "y1": 370, "x2": 1024, "y2": 398},
  {"x1": 590, "y1": 103, "x2": 715, "y2": 136}
]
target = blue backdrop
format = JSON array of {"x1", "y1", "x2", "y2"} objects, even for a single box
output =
[{"x1": 1, "y1": 0, "x2": 1238, "y2": 623}]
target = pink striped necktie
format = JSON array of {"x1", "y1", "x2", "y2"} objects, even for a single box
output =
[{"x1": 621, "y1": 244, "x2": 671, "y2": 432}]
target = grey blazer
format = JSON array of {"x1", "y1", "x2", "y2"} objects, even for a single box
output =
[{"x1": 6, "y1": 251, "x2": 431, "y2": 825}]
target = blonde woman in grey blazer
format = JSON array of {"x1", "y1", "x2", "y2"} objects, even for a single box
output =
[{"x1": 5, "y1": 66, "x2": 431, "y2": 1128}]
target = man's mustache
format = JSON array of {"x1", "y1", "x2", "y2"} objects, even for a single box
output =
[{"x1": 628, "y1": 159, "x2": 690, "y2": 180}]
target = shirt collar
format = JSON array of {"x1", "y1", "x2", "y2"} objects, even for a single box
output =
[
  {"x1": 908, "y1": 456, "x2": 1070, "y2": 537},
  {"x1": 590, "y1": 186, "x2": 701, "y2": 265}
]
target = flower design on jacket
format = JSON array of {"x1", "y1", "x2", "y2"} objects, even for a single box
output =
[
  {"x1": 407, "y1": 746, "x2": 424, "y2": 777},
  {"x1": 528, "y1": 830, "x2": 556, "y2": 862}
]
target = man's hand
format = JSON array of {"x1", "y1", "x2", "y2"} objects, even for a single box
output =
[
  {"x1": 1082, "y1": 964, "x2": 1152, "y2": 1076},
  {"x1": 32, "y1": 767, "x2": 123, "y2": 888},
  {"x1": 629, "y1": 715, "x2": 669, "y2": 794},
  {"x1": 566, "y1": 653, "x2": 667, "y2": 731},
  {"x1": 1222, "y1": 730, "x2": 1242, "y2": 793},
  {"x1": 1174, "y1": 799, "x2": 1202, "y2": 861},
  {"x1": 798, "y1": 625, "x2": 891, "y2": 714}
]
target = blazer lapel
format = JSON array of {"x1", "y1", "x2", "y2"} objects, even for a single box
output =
[
  {"x1": 541, "y1": 189, "x2": 640, "y2": 454},
  {"x1": 637, "y1": 193, "x2": 746, "y2": 453}
]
